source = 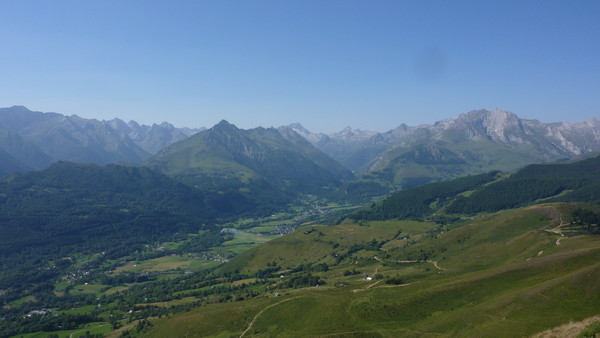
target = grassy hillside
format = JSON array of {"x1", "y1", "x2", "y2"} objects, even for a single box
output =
[{"x1": 142, "y1": 203, "x2": 600, "y2": 337}]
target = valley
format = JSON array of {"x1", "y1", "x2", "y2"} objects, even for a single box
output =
[
  {"x1": 3, "y1": 2, "x2": 600, "y2": 336},
  {"x1": 3, "y1": 156, "x2": 600, "y2": 337},
  {"x1": 0, "y1": 192, "x2": 359, "y2": 338},
  {"x1": 1, "y1": 107, "x2": 600, "y2": 337}
]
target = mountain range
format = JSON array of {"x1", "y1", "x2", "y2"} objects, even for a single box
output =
[
  {"x1": 0, "y1": 106, "x2": 204, "y2": 176},
  {"x1": 286, "y1": 122, "x2": 412, "y2": 174},
  {"x1": 286, "y1": 108, "x2": 600, "y2": 197},
  {"x1": 2, "y1": 105, "x2": 600, "y2": 204}
]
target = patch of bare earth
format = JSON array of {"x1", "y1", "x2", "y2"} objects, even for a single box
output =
[{"x1": 531, "y1": 315, "x2": 600, "y2": 338}]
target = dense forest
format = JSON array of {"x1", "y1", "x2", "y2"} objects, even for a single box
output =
[
  {"x1": 347, "y1": 171, "x2": 500, "y2": 221},
  {"x1": 0, "y1": 162, "x2": 238, "y2": 298},
  {"x1": 446, "y1": 155, "x2": 600, "y2": 214},
  {"x1": 347, "y1": 155, "x2": 600, "y2": 220}
]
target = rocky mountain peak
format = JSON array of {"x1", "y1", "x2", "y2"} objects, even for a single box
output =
[
  {"x1": 208, "y1": 120, "x2": 244, "y2": 140},
  {"x1": 127, "y1": 120, "x2": 141, "y2": 129},
  {"x1": 437, "y1": 108, "x2": 524, "y2": 143},
  {"x1": 283, "y1": 123, "x2": 326, "y2": 145},
  {"x1": 213, "y1": 119, "x2": 238, "y2": 131},
  {"x1": 287, "y1": 123, "x2": 310, "y2": 134},
  {"x1": 107, "y1": 118, "x2": 130, "y2": 131},
  {"x1": 584, "y1": 118, "x2": 600, "y2": 128},
  {"x1": 479, "y1": 109, "x2": 522, "y2": 142}
]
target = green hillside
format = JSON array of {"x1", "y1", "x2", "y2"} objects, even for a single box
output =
[{"x1": 143, "y1": 203, "x2": 600, "y2": 337}]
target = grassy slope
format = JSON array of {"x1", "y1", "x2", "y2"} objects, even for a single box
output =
[
  {"x1": 145, "y1": 204, "x2": 600, "y2": 337},
  {"x1": 218, "y1": 220, "x2": 432, "y2": 275}
]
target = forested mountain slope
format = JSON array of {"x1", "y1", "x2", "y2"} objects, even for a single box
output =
[
  {"x1": 0, "y1": 162, "x2": 240, "y2": 292},
  {"x1": 348, "y1": 154, "x2": 600, "y2": 221}
]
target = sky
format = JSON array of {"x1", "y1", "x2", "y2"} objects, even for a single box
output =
[{"x1": 1, "y1": 1, "x2": 599, "y2": 133}]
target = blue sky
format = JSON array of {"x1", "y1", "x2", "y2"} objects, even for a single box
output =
[{"x1": 1, "y1": 1, "x2": 599, "y2": 133}]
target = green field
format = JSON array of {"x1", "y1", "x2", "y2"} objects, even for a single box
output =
[
  {"x1": 69, "y1": 283, "x2": 110, "y2": 296},
  {"x1": 12, "y1": 322, "x2": 111, "y2": 338}
]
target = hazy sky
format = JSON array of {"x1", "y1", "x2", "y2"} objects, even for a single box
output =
[{"x1": 1, "y1": 1, "x2": 599, "y2": 133}]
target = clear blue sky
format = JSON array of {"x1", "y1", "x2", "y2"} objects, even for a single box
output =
[{"x1": 1, "y1": 1, "x2": 599, "y2": 133}]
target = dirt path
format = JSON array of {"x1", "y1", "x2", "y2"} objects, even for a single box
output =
[
  {"x1": 318, "y1": 329, "x2": 383, "y2": 337},
  {"x1": 352, "y1": 281, "x2": 416, "y2": 293},
  {"x1": 352, "y1": 280, "x2": 382, "y2": 293},
  {"x1": 365, "y1": 280, "x2": 382, "y2": 289},
  {"x1": 428, "y1": 260, "x2": 444, "y2": 271},
  {"x1": 543, "y1": 206, "x2": 569, "y2": 237},
  {"x1": 531, "y1": 315, "x2": 600, "y2": 338},
  {"x1": 386, "y1": 259, "x2": 444, "y2": 271},
  {"x1": 239, "y1": 296, "x2": 303, "y2": 337}
]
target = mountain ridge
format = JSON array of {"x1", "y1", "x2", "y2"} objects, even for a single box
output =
[
  {"x1": 286, "y1": 109, "x2": 600, "y2": 174},
  {"x1": 328, "y1": 109, "x2": 600, "y2": 197},
  {"x1": 148, "y1": 120, "x2": 353, "y2": 214},
  {"x1": 0, "y1": 106, "x2": 205, "y2": 175}
]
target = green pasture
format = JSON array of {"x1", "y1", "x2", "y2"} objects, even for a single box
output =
[{"x1": 12, "y1": 322, "x2": 111, "y2": 338}]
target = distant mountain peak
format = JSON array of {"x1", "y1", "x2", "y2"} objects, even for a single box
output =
[
  {"x1": 286, "y1": 123, "x2": 311, "y2": 134},
  {"x1": 0, "y1": 106, "x2": 207, "y2": 171},
  {"x1": 6, "y1": 105, "x2": 30, "y2": 111},
  {"x1": 213, "y1": 119, "x2": 238, "y2": 130},
  {"x1": 127, "y1": 120, "x2": 140, "y2": 128}
]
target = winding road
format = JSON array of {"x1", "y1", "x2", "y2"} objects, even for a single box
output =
[{"x1": 239, "y1": 296, "x2": 303, "y2": 337}]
